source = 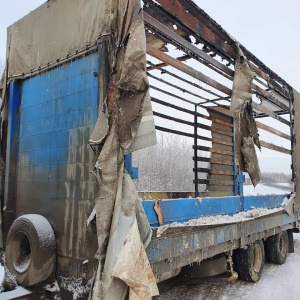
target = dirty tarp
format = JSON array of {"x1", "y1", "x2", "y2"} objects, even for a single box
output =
[
  {"x1": 230, "y1": 45, "x2": 261, "y2": 186},
  {"x1": 7, "y1": 0, "x2": 108, "y2": 77},
  {"x1": 6, "y1": 0, "x2": 157, "y2": 298},
  {"x1": 86, "y1": 1, "x2": 158, "y2": 299}
]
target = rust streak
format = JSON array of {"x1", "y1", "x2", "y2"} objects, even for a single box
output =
[
  {"x1": 154, "y1": 0, "x2": 235, "y2": 59},
  {"x1": 144, "y1": 12, "x2": 234, "y2": 78}
]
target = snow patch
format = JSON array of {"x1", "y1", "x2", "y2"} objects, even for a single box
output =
[
  {"x1": 44, "y1": 280, "x2": 60, "y2": 293},
  {"x1": 59, "y1": 276, "x2": 92, "y2": 300},
  {"x1": 87, "y1": 208, "x2": 96, "y2": 227},
  {"x1": 157, "y1": 206, "x2": 283, "y2": 237}
]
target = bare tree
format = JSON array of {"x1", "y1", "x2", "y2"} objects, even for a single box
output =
[{"x1": 133, "y1": 133, "x2": 197, "y2": 192}]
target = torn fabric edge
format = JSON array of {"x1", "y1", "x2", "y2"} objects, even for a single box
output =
[
  {"x1": 88, "y1": 1, "x2": 157, "y2": 299},
  {"x1": 241, "y1": 137, "x2": 261, "y2": 187},
  {"x1": 112, "y1": 217, "x2": 159, "y2": 300},
  {"x1": 230, "y1": 44, "x2": 261, "y2": 187}
]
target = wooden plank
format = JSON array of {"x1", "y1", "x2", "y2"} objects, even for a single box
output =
[
  {"x1": 249, "y1": 62, "x2": 290, "y2": 98},
  {"x1": 252, "y1": 102, "x2": 290, "y2": 126},
  {"x1": 194, "y1": 179, "x2": 233, "y2": 186},
  {"x1": 147, "y1": 55, "x2": 190, "y2": 71},
  {"x1": 153, "y1": 0, "x2": 235, "y2": 59},
  {"x1": 256, "y1": 121, "x2": 291, "y2": 141},
  {"x1": 211, "y1": 139, "x2": 233, "y2": 147},
  {"x1": 154, "y1": 112, "x2": 232, "y2": 136},
  {"x1": 144, "y1": 12, "x2": 234, "y2": 78},
  {"x1": 211, "y1": 117, "x2": 233, "y2": 128},
  {"x1": 146, "y1": 44, "x2": 232, "y2": 96},
  {"x1": 195, "y1": 168, "x2": 234, "y2": 176},
  {"x1": 193, "y1": 145, "x2": 233, "y2": 156},
  {"x1": 151, "y1": 97, "x2": 233, "y2": 127},
  {"x1": 252, "y1": 83, "x2": 289, "y2": 111},
  {"x1": 260, "y1": 140, "x2": 291, "y2": 155},
  {"x1": 194, "y1": 157, "x2": 233, "y2": 166}
]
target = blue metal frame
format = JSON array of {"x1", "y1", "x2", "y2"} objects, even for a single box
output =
[
  {"x1": 142, "y1": 194, "x2": 289, "y2": 226},
  {"x1": 4, "y1": 81, "x2": 22, "y2": 236},
  {"x1": 124, "y1": 154, "x2": 138, "y2": 179}
]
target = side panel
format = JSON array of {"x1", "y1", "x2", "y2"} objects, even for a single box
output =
[
  {"x1": 4, "y1": 81, "x2": 22, "y2": 240},
  {"x1": 16, "y1": 53, "x2": 99, "y2": 277}
]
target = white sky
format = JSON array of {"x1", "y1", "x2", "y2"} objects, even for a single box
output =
[{"x1": 0, "y1": 0, "x2": 299, "y2": 174}]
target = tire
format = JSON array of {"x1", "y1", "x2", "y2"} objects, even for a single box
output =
[
  {"x1": 265, "y1": 231, "x2": 288, "y2": 265},
  {"x1": 5, "y1": 214, "x2": 56, "y2": 286},
  {"x1": 233, "y1": 239, "x2": 265, "y2": 282}
]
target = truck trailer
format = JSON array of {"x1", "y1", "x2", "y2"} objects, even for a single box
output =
[{"x1": 0, "y1": 0, "x2": 299, "y2": 299}]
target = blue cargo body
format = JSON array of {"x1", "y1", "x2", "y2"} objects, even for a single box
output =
[{"x1": 6, "y1": 53, "x2": 100, "y2": 276}]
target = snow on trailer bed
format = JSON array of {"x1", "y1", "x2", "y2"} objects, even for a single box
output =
[{"x1": 144, "y1": 192, "x2": 297, "y2": 279}]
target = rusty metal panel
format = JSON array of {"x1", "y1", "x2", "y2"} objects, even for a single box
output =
[
  {"x1": 151, "y1": 0, "x2": 235, "y2": 59},
  {"x1": 143, "y1": 12, "x2": 234, "y2": 78},
  {"x1": 146, "y1": 212, "x2": 296, "y2": 276}
]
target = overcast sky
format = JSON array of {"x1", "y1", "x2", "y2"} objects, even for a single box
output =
[{"x1": 0, "y1": 0, "x2": 299, "y2": 174}]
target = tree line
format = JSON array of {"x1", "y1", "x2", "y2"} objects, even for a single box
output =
[{"x1": 133, "y1": 133, "x2": 291, "y2": 191}]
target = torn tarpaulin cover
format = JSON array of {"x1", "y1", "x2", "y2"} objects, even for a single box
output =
[
  {"x1": 241, "y1": 137, "x2": 261, "y2": 187},
  {"x1": 88, "y1": 1, "x2": 157, "y2": 299},
  {"x1": 231, "y1": 45, "x2": 261, "y2": 187}
]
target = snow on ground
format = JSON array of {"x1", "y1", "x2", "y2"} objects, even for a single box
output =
[
  {"x1": 243, "y1": 182, "x2": 292, "y2": 196},
  {"x1": 155, "y1": 233, "x2": 300, "y2": 300}
]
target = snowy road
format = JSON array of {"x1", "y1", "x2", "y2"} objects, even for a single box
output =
[{"x1": 154, "y1": 233, "x2": 300, "y2": 300}]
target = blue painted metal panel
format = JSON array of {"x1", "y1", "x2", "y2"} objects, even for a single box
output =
[
  {"x1": 4, "y1": 81, "x2": 22, "y2": 233},
  {"x1": 143, "y1": 194, "x2": 289, "y2": 226},
  {"x1": 124, "y1": 154, "x2": 138, "y2": 179},
  {"x1": 243, "y1": 194, "x2": 288, "y2": 211},
  {"x1": 16, "y1": 53, "x2": 99, "y2": 260},
  {"x1": 19, "y1": 53, "x2": 98, "y2": 168}
]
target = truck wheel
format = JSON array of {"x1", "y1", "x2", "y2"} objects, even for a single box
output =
[
  {"x1": 5, "y1": 214, "x2": 56, "y2": 286},
  {"x1": 233, "y1": 239, "x2": 265, "y2": 282},
  {"x1": 265, "y1": 231, "x2": 288, "y2": 265}
]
